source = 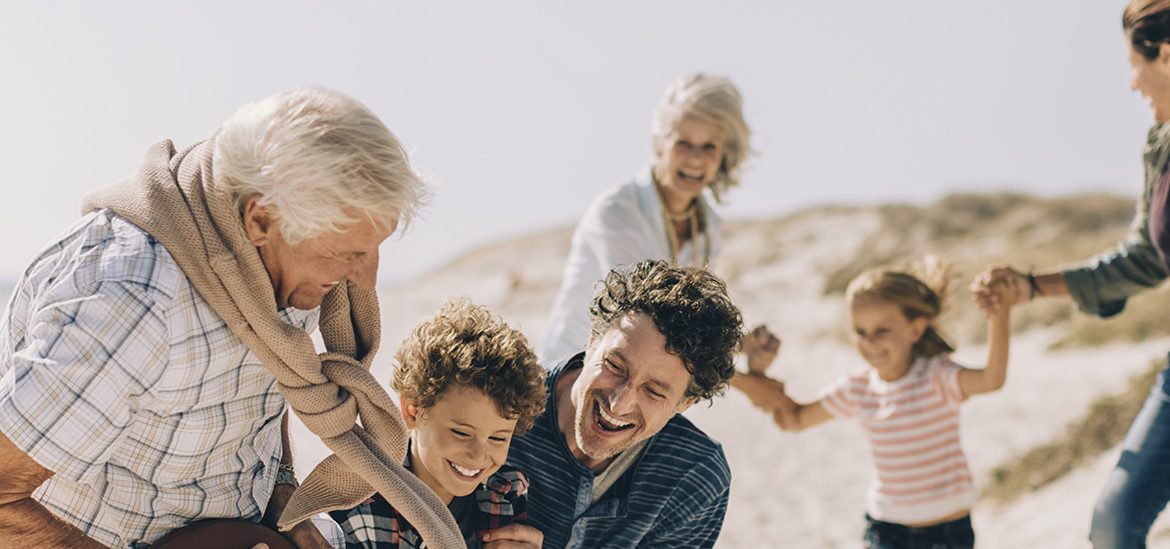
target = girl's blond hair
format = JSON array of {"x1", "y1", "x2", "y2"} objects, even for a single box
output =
[{"x1": 845, "y1": 256, "x2": 955, "y2": 358}]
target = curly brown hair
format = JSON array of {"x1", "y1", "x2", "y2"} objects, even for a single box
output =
[
  {"x1": 392, "y1": 298, "x2": 547, "y2": 434},
  {"x1": 589, "y1": 260, "x2": 743, "y2": 401}
]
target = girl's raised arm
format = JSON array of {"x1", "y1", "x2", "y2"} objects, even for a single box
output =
[{"x1": 959, "y1": 277, "x2": 1019, "y2": 397}]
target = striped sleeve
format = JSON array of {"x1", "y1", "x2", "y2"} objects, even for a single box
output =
[
  {"x1": 931, "y1": 356, "x2": 967, "y2": 404},
  {"x1": 0, "y1": 279, "x2": 167, "y2": 485},
  {"x1": 819, "y1": 372, "x2": 861, "y2": 419}
]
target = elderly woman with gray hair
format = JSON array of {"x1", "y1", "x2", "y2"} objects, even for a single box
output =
[{"x1": 541, "y1": 74, "x2": 754, "y2": 363}]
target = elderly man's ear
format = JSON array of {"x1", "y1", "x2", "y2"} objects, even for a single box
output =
[{"x1": 242, "y1": 197, "x2": 276, "y2": 247}]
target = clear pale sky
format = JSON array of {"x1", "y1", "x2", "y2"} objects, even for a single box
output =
[{"x1": 0, "y1": 1, "x2": 1150, "y2": 283}]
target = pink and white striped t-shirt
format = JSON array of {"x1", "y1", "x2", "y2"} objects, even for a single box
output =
[{"x1": 820, "y1": 354, "x2": 975, "y2": 525}]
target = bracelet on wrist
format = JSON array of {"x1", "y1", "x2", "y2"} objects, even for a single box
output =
[
  {"x1": 1026, "y1": 271, "x2": 1043, "y2": 301},
  {"x1": 275, "y1": 462, "x2": 299, "y2": 487}
]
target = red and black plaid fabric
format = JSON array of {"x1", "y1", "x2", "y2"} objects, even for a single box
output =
[{"x1": 329, "y1": 466, "x2": 529, "y2": 549}]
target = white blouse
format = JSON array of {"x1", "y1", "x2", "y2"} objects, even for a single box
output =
[{"x1": 540, "y1": 167, "x2": 722, "y2": 363}]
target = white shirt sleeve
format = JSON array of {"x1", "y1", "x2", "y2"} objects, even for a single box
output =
[{"x1": 541, "y1": 183, "x2": 658, "y2": 363}]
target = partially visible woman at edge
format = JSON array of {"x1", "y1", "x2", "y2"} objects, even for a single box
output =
[
  {"x1": 542, "y1": 73, "x2": 755, "y2": 364},
  {"x1": 976, "y1": 2, "x2": 1170, "y2": 547}
]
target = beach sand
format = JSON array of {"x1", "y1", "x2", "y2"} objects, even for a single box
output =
[{"x1": 289, "y1": 200, "x2": 1170, "y2": 548}]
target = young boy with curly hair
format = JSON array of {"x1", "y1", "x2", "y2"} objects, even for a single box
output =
[{"x1": 328, "y1": 299, "x2": 548, "y2": 549}]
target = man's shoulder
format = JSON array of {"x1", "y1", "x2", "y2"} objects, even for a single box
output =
[
  {"x1": 642, "y1": 414, "x2": 731, "y2": 485},
  {"x1": 655, "y1": 414, "x2": 728, "y2": 463},
  {"x1": 25, "y1": 210, "x2": 185, "y2": 305}
]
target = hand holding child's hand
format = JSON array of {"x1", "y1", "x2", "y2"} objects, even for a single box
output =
[
  {"x1": 971, "y1": 266, "x2": 1028, "y2": 314},
  {"x1": 992, "y1": 274, "x2": 1023, "y2": 310},
  {"x1": 734, "y1": 373, "x2": 796, "y2": 416},
  {"x1": 481, "y1": 523, "x2": 543, "y2": 548},
  {"x1": 773, "y1": 404, "x2": 800, "y2": 431},
  {"x1": 742, "y1": 324, "x2": 781, "y2": 376}
]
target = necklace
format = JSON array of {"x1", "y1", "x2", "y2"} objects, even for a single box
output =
[
  {"x1": 665, "y1": 201, "x2": 699, "y2": 222},
  {"x1": 652, "y1": 180, "x2": 710, "y2": 267}
]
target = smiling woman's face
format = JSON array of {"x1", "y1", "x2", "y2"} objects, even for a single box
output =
[
  {"x1": 652, "y1": 115, "x2": 725, "y2": 207},
  {"x1": 1128, "y1": 40, "x2": 1170, "y2": 123}
]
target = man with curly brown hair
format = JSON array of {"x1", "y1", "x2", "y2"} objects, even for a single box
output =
[{"x1": 507, "y1": 259, "x2": 743, "y2": 548}]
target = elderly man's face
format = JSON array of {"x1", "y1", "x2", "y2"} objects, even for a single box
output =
[
  {"x1": 243, "y1": 198, "x2": 396, "y2": 310},
  {"x1": 559, "y1": 312, "x2": 693, "y2": 471}
]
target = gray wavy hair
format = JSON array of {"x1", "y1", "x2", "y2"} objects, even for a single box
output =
[
  {"x1": 651, "y1": 74, "x2": 752, "y2": 202},
  {"x1": 214, "y1": 86, "x2": 427, "y2": 245}
]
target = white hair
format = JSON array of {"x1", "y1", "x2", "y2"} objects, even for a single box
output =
[
  {"x1": 650, "y1": 74, "x2": 752, "y2": 202},
  {"x1": 214, "y1": 86, "x2": 427, "y2": 245}
]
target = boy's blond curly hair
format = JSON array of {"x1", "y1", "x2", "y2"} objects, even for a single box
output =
[{"x1": 393, "y1": 298, "x2": 546, "y2": 434}]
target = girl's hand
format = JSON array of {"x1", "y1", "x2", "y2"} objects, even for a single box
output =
[
  {"x1": 773, "y1": 406, "x2": 799, "y2": 431},
  {"x1": 733, "y1": 373, "x2": 797, "y2": 418},
  {"x1": 981, "y1": 275, "x2": 1023, "y2": 317},
  {"x1": 992, "y1": 274, "x2": 1023, "y2": 311},
  {"x1": 742, "y1": 324, "x2": 781, "y2": 375},
  {"x1": 971, "y1": 266, "x2": 1029, "y2": 313}
]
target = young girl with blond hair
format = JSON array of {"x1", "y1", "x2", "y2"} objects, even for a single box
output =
[{"x1": 766, "y1": 260, "x2": 1018, "y2": 548}]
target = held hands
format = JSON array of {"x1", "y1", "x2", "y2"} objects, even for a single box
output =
[
  {"x1": 772, "y1": 404, "x2": 801, "y2": 431},
  {"x1": 733, "y1": 372, "x2": 799, "y2": 430},
  {"x1": 262, "y1": 484, "x2": 333, "y2": 549},
  {"x1": 481, "y1": 523, "x2": 544, "y2": 548},
  {"x1": 742, "y1": 324, "x2": 781, "y2": 376},
  {"x1": 281, "y1": 521, "x2": 333, "y2": 549},
  {"x1": 736, "y1": 324, "x2": 800, "y2": 429},
  {"x1": 971, "y1": 266, "x2": 1027, "y2": 316}
]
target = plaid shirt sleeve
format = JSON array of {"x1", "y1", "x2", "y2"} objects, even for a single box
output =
[
  {"x1": 0, "y1": 277, "x2": 168, "y2": 485},
  {"x1": 476, "y1": 466, "x2": 529, "y2": 531}
]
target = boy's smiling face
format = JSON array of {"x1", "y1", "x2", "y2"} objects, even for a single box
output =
[{"x1": 401, "y1": 384, "x2": 519, "y2": 503}]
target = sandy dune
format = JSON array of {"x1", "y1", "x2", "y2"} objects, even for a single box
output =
[{"x1": 290, "y1": 195, "x2": 1170, "y2": 548}]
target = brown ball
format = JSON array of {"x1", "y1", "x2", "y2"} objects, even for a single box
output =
[{"x1": 150, "y1": 519, "x2": 297, "y2": 549}]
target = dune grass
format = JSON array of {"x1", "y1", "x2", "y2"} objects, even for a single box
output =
[{"x1": 982, "y1": 359, "x2": 1162, "y2": 504}]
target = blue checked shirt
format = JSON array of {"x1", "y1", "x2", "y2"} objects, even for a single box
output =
[
  {"x1": 506, "y1": 354, "x2": 731, "y2": 549},
  {"x1": 0, "y1": 211, "x2": 319, "y2": 548}
]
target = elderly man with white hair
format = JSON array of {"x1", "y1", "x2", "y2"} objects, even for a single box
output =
[{"x1": 0, "y1": 88, "x2": 464, "y2": 548}]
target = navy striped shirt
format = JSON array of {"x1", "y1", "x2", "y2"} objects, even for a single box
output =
[{"x1": 506, "y1": 354, "x2": 731, "y2": 548}]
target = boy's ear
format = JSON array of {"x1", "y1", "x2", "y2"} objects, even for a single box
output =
[
  {"x1": 676, "y1": 397, "x2": 695, "y2": 414},
  {"x1": 400, "y1": 395, "x2": 419, "y2": 429}
]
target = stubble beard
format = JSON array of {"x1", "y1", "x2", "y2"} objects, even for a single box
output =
[{"x1": 574, "y1": 392, "x2": 639, "y2": 463}]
